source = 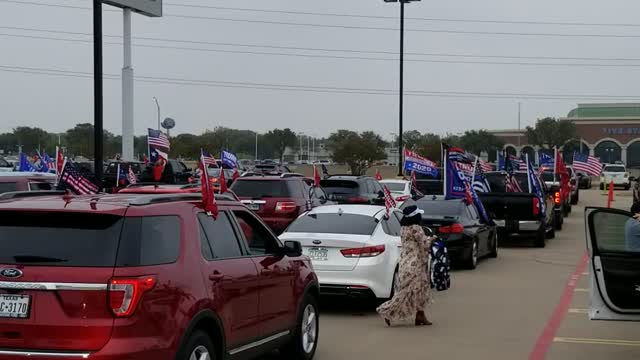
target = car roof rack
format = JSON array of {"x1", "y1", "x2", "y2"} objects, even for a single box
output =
[
  {"x1": 0, "y1": 190, "x2": 67, "y2": 200},
  {"x1": 129, "y1": 193, "x2": 235, "y2": 206},
  {"x1": 326, "y1": 174, "x2": 366, "y2": 178},
  {"x1": 280, "y1": 173, "x2": 304, "y2": 178}
]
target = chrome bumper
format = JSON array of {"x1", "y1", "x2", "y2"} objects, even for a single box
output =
[{"x1": 494, "y1": 219, "x2": 541, "y2": 232}]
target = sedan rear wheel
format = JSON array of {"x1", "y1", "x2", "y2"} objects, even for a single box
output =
[
  {"x1": 488, "y1": 231, "x2": 498, "y2": 258},
  {"x1": 464, "y1": 239, "x2": 478, "y2": 270}
]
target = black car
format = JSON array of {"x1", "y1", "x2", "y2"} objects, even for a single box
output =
[
  {"x1": 413, "y1": 168, "x2": 444, "y2": 195},
  {"x1": 140, "y1": 159, "x2": 193, "y2": 184},
  {"x1": 414, "y1": 198, "x2": 497, "y2": 269},
  {"x1": 207, "y1": 167, "x2": 236, "y2": 188},
  {"x1": 320, "y1": 175, "x2": 385, "y2": 205},
  {"x1": 250, "y1": 163, "x2": 291, "y2": 175},
  {"x1": 74, "y1": 161, "x2": 97, "y2": 184},
  {"x1": 103, "y1": 161, "x2": 143, "y2": 190},
  {"x1": 575, "y1": 171, "x2": 593, "y2": 189}
]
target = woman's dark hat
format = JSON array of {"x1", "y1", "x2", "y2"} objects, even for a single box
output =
[{"x1": 402, "y1": 205, "x2": 424, "y2": 218}]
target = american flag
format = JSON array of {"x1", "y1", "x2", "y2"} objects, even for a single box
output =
[
  {"x1": 382, "y1": 185, "x2": 397, "y2": 217},
  {"x1": 57, "y1": 161, "x2": 99, "y2": 195},
  {"x1": 148, "y1": 128, "x2": 170, "y2": 150},
  {"x1": 127, "y1": 165, "x2": 137, "y2": 185},
  {"x1": 201, "y1": 149, "x2": 217, "y2": 167},
  {"x1": 473, "y1": 160, "x2": 492, "y2": 193},
  {"x1": 505, "y1": 174, "x2": 523, "y2": 193},
  {"x1": 573, "y1": 152, "x2": 602, "y2": 177},
  {"x1": 479, "y1": 158, "x2": 493, "y2": 173}
]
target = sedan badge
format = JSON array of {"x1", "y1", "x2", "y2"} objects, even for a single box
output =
[
  {"x1": 0, "y1": 268, "x2": 23, "y2": 279},
  {"x1": 312, "y1": 240, "x2": 322, "y2": 245}
]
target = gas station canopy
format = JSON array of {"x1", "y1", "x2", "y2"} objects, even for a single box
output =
[{"x1": 102, "y1": 0, "x2": 162, "y2": 17}]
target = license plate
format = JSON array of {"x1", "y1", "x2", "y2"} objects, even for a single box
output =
[
  {"x1": 307, "y1": 247, "x2": 328, "y2": 261},
  {"x1": 0, "y1": 294, "x2": 30, "y2": 318},
  {"x1": 247, "y1": 204, "x2": 260, "y2": 211}
]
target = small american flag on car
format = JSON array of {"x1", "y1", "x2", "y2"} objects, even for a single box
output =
[
  {"x1": 505, "y1": 174, "x2": 523, "y2": 193},
  {"x1": 57, "y1": 160, "x2": 99, "y2": 195},
  {"x1": 201, "y1": 149, "x2": 217, "y2": 167}
]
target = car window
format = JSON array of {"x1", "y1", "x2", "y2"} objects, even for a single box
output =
[
  {"x1": 366, "y1": 180, "x2": 376, "y2": 194},
  {"x1": 117, "y1": 216, "x2": 181, "y2": 266},
  {"x1": 287, "y1": 213, "x2": 378, "y2": 235},
  {"x1": 416, "y1": 200, "x2": 465, "y2": 217},
  {"x1": 198, "y1": 212, "x2": 243, "y2": 259},
  {"x1": 231, "y1": 180, "x2": 290, "y2": 198},
  {"x1": 28, "y1": 182, "x2": 54, "y2": 191},
  {"x1": 382, "y1": 213, "x2": 401, "y2": 236},
  {"x1": 382, "y1": 182, "x2": 406, "y2": 192},
  {"x1": 0, "y1": 182, "x2": 18, "y2": 193},
  {"x1": 313, "y1": 187, "x2": 328, "y2": 200},
  {"x1": 467, "y1": 205, "x2": 479, "y2": 221},
  {"x1": 372, "y1": 180, "x2": 383, "y2": 193},
  {"x1": 591, "y1": 211, "x2": 640, "y2": 253},
  {"x1": 286, "y1": 180, "x2": 304, "y2": 198},
  {"x1": 233, "y1": 210, "x2": 281, "y2": 255},
  {"x1": 319, "y1": 179, "x2": 359, "y2": 196},
  {"x1": 0, "y1": 158, "x2": 9, "y2": 167},
  {"x1": 0, "y1": 212, "x2": 124, "y2": 267},
  {"x1": 604, "y1": 165, "x2": 626, "y2": 173}
]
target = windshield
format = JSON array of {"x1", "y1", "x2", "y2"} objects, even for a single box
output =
[
  {"x1": 416, "y1": 200, "x2": 464, "y2": 216},
  {"x1": 541, "y1": 172, "x2": 555, "y2": 182},
  {"x1": 381, "y1": 182, "x2": 406, "y2": 192},
  {"x1": 286, "y1": 213, "x2": 377, "y2": 235},
  {"x1": 485, "y1": 173, "x2": 530, "y2": 193},
  {"x1": 207, "y1": 168, "x2": 234, "y2": 178},
  {"x1": 603, "y1": 165, "x2": 625, "y2": 173},
  {"x1": 231, "y1": 180, "x2": 290, "y2": 198},
  {"x1": 0, "y1": 158, "x2": 9, "y2": 167}
]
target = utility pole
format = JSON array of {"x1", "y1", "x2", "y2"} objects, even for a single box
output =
[
  {"x1": 121, "y1": 8, "x2": 134, "y2": 161},
  {"x1": 153, "y1": 97, "x2": 161, "y2": 130},
  {"x1": 517, "y1": 102, "x2": 522, "y2": 148},
  {"x1": 93, "y1": 0, "x2": 104, "y2": 187},
  {"x1": 255, "y1": 133, "x2": 258, "y2": 161}
]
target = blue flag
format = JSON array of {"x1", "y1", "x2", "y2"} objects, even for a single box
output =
[
  {"x1": 538, "y1": 152, "x2": 554, "y2": 168},
  {"x1": 527, "y1": 156, "x2": 546, "y2": 221},
  {"x1": 19, "y1": 153, "x2": 34, "y2": 172},
  {"x1": 221, "y1": 150, "x2": 238, "y2": 169}
]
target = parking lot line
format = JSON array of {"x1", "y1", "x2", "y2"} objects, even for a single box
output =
[
  {"x1": 554, "y1": 337, "x2": 640, "y2": 347},
  {"x1": 529, "y1": 251, "x2": 589, "y2": 360},
  {"x1": 568, "y1": 308, "x2": 589, "y2": 314}
]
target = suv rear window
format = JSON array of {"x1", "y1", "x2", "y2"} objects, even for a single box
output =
[
  {"x1": 0, "y1": 182, "x2": 18, "y2": 193},
  {"x1": 0, "y1": 213, "x2": 181, "y2": 267},
  {"x1": 287, "y1": 213, "x2": 377, "y2": 235},
  {"x1": 231, "y1": 180, "x2": 290, "y2": 198},
  {"x1": 604, "y1": 165, "x2": 625, "y2": 172},
  {"x1": 485, "y1": 173, "x2": 529, "y2": 193},
  {"x1": 320, "y1": 180, "x2": 360, "y2": 196},
  {"x1": 0, "y1": 212, "x2": 124, "y2": 267}
]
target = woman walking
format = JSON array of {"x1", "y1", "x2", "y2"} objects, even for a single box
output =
[{"x1": 377, "y1": 205, "x2": 433, "y2": 326}]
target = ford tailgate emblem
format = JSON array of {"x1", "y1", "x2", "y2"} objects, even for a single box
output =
[
  {"x1": 312, "y1": 240, "x2": 322, "y2": 245},
  {"x1": 0, "y1": 268, "x2": 23, "y2": 279}
]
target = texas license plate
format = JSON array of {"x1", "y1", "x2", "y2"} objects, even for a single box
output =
[
  {"x1": 0, "y1": 294, "x2": 30, "y2": 318},
  {"x1": 247, "y1": 204, "x2": 260, "y2": 211},
  {"x1": 307, "y1": 247, "x2": 328, "y2": 261}
]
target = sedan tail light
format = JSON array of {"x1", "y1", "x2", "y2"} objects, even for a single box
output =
[
  {"x1": 438, "y1": 223, "x2": 464, "y2": 234},
  {"x1": 341, "y1": 245, "x2": 385, "y2": 258},
  {"x1": 275, "y1": 201, "x2": 298, "y2": 213},
  {"x1": 109, "y1": 276, "x2": 156, "y2": 318},
  {"x1": 395, "y1": 195, "x2": 410, "y2": 202}
]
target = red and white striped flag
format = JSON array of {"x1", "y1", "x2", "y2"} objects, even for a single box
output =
[
  {"x1": 573, "y1": 152, "x2": 602, "y2": 177},
  {"x1": 383, "y1": 185, "x2": 397, "y2": 217},
  {"x1": 57, "y1": 160, "x2": 99, "y2": 195},
  {"x1": 479, "y1": 158, "x2": 493, "y2": 173},
  {"x1": 127, "y1": 165, "x2": 137, "y2": 185}
]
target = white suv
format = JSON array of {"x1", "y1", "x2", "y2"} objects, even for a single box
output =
[{"x1": 601, "y1": 164, "x2": 630, "y2": 190}]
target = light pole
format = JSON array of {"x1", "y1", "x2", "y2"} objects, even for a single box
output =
[
  {"x1": 384, "y1": 0, "x2": 421, "y2": 176},
  {"x1": 153, "y1": 97, "x2": 161, "y2": 130},
  {"x1": 93, "y1": 0, "x2": 104, "y2": 186},
  {"x1": 255, "y1": 132, "x2": 258, "y2": 161}
]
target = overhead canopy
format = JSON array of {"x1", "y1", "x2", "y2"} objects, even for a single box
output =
[{"x1": 103, "y1": 0, "x2": 162, "y2": 17}]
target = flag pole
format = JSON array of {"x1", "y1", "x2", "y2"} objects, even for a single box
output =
[
  {"x1": 472, "y1": 156, "x2": 478, "y2": 181},
  {"x1": 442, "y1": 143, "x2": 447, "y2": 196},
  {"x1": 553, "y1": 147, "x2": 557, "y2": 183},
  {"x1": 526, "y1": 154, "x2": 532, "y2": 193},
  {"x1": 116, "y1": 163, "x2": 120, "y2": 188}
]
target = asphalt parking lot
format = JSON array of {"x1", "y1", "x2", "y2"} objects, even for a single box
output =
[{"x1": 263, "y1": 188, "x2": 639, "y2": 360}]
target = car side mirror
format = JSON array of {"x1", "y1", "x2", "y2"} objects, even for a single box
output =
[{"x1": 283, "y1": 240, "x2": 302, "y2": 257}]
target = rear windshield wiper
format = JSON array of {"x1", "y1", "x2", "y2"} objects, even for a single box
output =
[{"x1": 13, "y1": 255, "x2": 68, "y2": 263}]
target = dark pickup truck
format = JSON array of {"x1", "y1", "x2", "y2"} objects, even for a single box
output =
[
  {"x1": 479, "y1": 171, "x2": 556, "y2": 247},
  {"x1": 414, "y1": 167, "x2": 444, "y2": 195}
]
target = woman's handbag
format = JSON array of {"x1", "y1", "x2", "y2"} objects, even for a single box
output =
[{"x1": 430, "y1": 239, "x2": 451, "y2": 291}]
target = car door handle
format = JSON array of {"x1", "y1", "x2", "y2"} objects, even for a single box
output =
[
  {"x1": 261, "y1": 269, "x2": 273, "y2": 276},
  {"x1": 209, "y1": 271, "x2": 224, "y2": 282}
]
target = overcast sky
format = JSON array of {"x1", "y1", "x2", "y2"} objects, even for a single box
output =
[{"x1": 1, "y1": 0, "x2": 639, "y2": 140}]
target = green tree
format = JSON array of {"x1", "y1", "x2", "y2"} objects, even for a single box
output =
[
  {"x1": 459, "y1": 130, "x2": 504, "y2": 156},
  {"x1": 264, "y1": 128, "x2": 297, "y2": 162},
  {"x1": 526, "y1": 117, "x2": 576, "y2": 150},
  {"x1": 13, "y1": 127, "x2": 50, "y2": 154},
  {"x1": 171, "y1": 133, "x2": 200, "y2": 159},
  {"x1": 328, "y1": 130, "x2": 387, "y2": 175}
]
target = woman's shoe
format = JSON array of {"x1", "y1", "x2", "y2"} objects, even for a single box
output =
[{"x1": 415, "y1": 312, "x2": 432, "y2": 326}]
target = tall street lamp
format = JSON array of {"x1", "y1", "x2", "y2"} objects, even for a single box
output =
[{"x1": 384, "y1": 0, "x2": 421, "y2": 176}]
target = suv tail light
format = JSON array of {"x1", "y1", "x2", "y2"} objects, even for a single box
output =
[
  {"x1": 341, "y1": 245, "x2": 385, "y2": 258},
  {"x1": 395, "y1": 195, "x2": 410, "y2": 202},
  {"x1": 554, "y1": 191, "x2": 561, "y2": 205},
  {"x1": 275, "y1": 201, "x2": 298, "y2": 213},
  {"x1": 109, "y1": 276, "x2": 156, "y2": 318},
  {"x1": 533, "y1": 197, "x2": 540, "y2": 216},
  {"x1": 348, "y1": 196, "x2": 369, "y2": 204},
  {"x1": 438, "y1": 223, "x2": 464, "y2": 234}
]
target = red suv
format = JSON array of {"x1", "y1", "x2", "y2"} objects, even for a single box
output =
[
  {"x1": 230, "y1": 175, "x2": 333, "y2": 234},
  {"x1": 0, "y1": 191, "x2": 319, "y2": 360}
]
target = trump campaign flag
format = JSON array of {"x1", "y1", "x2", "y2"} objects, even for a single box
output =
[
  {"x1": 19, "y1": 153, "x2": 34, "y2": 172},
  {"x1": 383, "y1": 185, "x2": 396, "y2": 217},
  {"x1": 221, "y1": 150, "x2": 238, "y2": 169},
  {"x1": 526, "y1": 154, "x2": 546, "y2": 221},
  {"x1": 539, "y1": 152, "x2": 554, "y2": 168},
  {"x1": 403, "y1": 148, "x2": 438, "y2": 177}
]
